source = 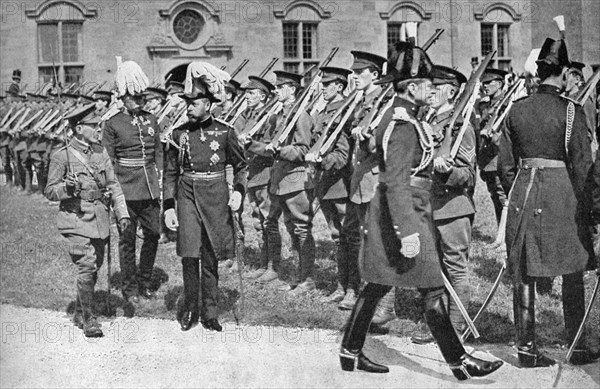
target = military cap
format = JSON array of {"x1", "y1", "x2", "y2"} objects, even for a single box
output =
[
  {"x1": 274, "y1": 70, "x2": 303, "y2": 87},
  {"x1": 320, "y1": 67, "x2": 352, "y2": 84},
  {"x1": 93, "y1": 90, "x2": 113, "y2": 102},
  {"x1": 144, "y1": 87, "x2": 168, "y2": 101},
  {"x1": 12, "y1": 69, "x2": 21, "y2": 81},
  {"x1": 242, "y1": 76, "x2": 275, "y2": 94},
  {"x1": 65, "y1": 103, "x2": 101, "y2": 126},
  {"x1": 481, "y1": 68, "x2": 508, "y2": 83},
  {"x1": 569, "y1": 61, "x2": 586, "y2": 78},
  {"x1": 166, "y1": 80, "x2": 185, "y2": 95},
  {"x1": 225, "y1": 80, "x2": 241, "y2": 92},
  {"x1": 431, "y1": 65, "x2": 467, "y2": 87},
  {"x1": 376, "y1": 41, "x2": 434, "y2": 84},
  {"x1": 350, "y1": 51, "x2": 387, "y2": 73},
  {"x1": 26, "y1": 92, "x2": 47, "y2": 102},
  {"x1": 78, "y1": 94, "x2": 96, "y2": 103},
  {"x1": 591, "y1": 64, "x2": 600, "y2": 72},
  {"x1": 536, "y1": 38, "x2": 570, "y2": 68},
  {"x1": 181, "y1": 77, "x2": 220, "y2": 103},
  {"x1": 61, "y1": 93, "x2": 80, "y2": 100}
]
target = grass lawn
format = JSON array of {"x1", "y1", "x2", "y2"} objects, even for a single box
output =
[{"x1": 0, "y1": 179, "x2": 598, "y2": 348}]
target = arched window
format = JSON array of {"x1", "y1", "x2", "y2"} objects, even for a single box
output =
[
  {"x1": 379, "y1": 2, "x2": 433, "y2": 47},
  {"x1": 26, "y1": 1, "x2": 97, "y2": 86},
  {"x1": 475, "y1": 3, "x2": 521, "y2": 70}
]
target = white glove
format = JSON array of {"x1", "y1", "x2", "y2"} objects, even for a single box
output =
[
  {"x1": 164, "y1": 209, "x2": 179, "y2": 231},
  {"x1": 400, "y1": 233, "x2": 420, "y2": 258},
  {"x1": 228, "y1": 191, "x2": 242, "y2": 212}
]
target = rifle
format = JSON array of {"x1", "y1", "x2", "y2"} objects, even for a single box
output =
[
  {"x1": 239, "y1": 101, "x2": 283, "y2": 138},
  {"x1": 16, "y1": 109, "x2": 45, "y2": 133},
  {"x1": 319, "y1": 91, "x2": 365, "y2": 157},
  {"x1": 479, "y1": 77, "x2": 524, "y2": 139},
  {"x1": 86, "y1": 81, "x2": 107, "y2": 96},
  {"x1": 574, "y1": 68, "x2": 600, "y2": 106},
  {"x1": 220, "y1": 65, "x2": 227, "y2": 71},
  {"x1": 7, "y1": 107, "x2": 31, "y2": 135},
  {"x1": 0, "y1": 106, "x2": 15, "y2": 127},
  {"x1": 1, "y1": 107, "x2": 26, "y2": 132},
  {"x1": 224, "y1": 58, "x2": 277, "y2": 121},
  {"x1": 306, "y1": 90, "x2": 361, "y2": 159},
  {"x1": 230, "y1": 59, "x2": 250, "y2": 80},
  {"x1": 421, "y1": 28, "x2": 445, "y2": 51},
  {"x1": 32, "y1": 109, "x2": 60, "y2": 133},
  {"x1": 269, "y1": 48, "x2": 339, "y2": 148},
  {"x1": 436, "y1": 50, "x2": 496, "y2": 159}
]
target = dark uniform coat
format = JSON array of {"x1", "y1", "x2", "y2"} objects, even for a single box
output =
[
  {"x1": 310, "y1": 98, "x2": 352, "y2": 200},
  {"x1": 349, "y1": 86, "x2": 382, "y2": 204},
  {"x1": 431, "y1": 108, "x2": 477, "y2": 220},
  {"x1": 361, "y1": 97, "x2": 443, "y2": 288},
  {"x1": 45, "y1": 137, "x2": 129, "y2": 239},
  {"x1": 103, "y1": 110, "x2": 163, "y2": 201},
  {"x1": 475, "y1": 93, "x2": 504, "y2": 171},
  {"x1": 163, "y1": 116, "x2": 247, "y2": 259},
  {"x1": 498, "y1": 84, "x2": 593, "y2": 278}
]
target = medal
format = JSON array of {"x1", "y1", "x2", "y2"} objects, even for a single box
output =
[
  {"x1": 210, "y1": 140, "x2": 220, "y2": 151},
  {"x1": 148, "y1": 127, "x2": 155, "y2": 136}
]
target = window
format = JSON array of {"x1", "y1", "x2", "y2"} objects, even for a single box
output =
[
  {"x1": 173, "y1": 9, "x2": 204, "y2": 45},
  {"x1": 387, "y1": 23, "x2": 419, "y2": 47},
  {"x1": 38, "y1": 22, "x2": 83, "y2": 86},
  {"x1": 282, "y1": 22, "x2": 318, "y2": 74},
  {"x1": 481, "y1": 23, "x2": 511, "y2": 71}
]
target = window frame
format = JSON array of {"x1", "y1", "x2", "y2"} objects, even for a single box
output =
[
  {"x1": 282, "y1": 21, "x2": 319, "y2": 74},
  {"x1": 37, "y1": 20, "x2": 84, "y2": 86},
  {"x1": 481, "y1": 22, "x2": 512, "y2": 70}
]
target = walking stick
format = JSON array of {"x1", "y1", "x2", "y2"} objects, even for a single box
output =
[
  {"x1": 231, "y1": 211, "x2": 245, "y2": 324},
  {"x1": 566, "y1": 270, "x2": 599, "y2": 362}
]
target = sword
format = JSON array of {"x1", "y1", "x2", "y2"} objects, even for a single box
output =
[
  {"x1": 442, "y1": 272, "x2": 480, "y2": 339},
  {"x1": 566, "y1": 270, "x2": 599, "y2": 362},
  {"x1": 232, "y1": 211, "x2": 245, "y2": 324}
]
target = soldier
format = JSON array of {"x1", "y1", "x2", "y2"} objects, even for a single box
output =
[
  {"x1": 103, "y1": 80, "x2": 163, "y2": 303},
  {"x1": 44, "y1": 104, "x2": 130, "y2": 337},
  {"x1": 221, "y1": 80, "x2": 241, "y2": 117},
  {"x1": 304, "y1": 67, "x2": 355, "y2": 308},
  {"x1": 236, "y1": 75, "x2": 276, "y2": 279},
  {"x1": 244, "y1": 71, "x2": 316, "y2": 294},
  {"x1": 340, "y1": 41, "x2": 503, "y2": 379},
  {"x1": 8, "y1": 70, "x2": 21, "y2": 95},
  {"x1": 144, "y1": 87, "x2": 168, "y2": 116},
  {"x1": 498, "y1": 37, "x2": 599, "y2": 366},
  {"x1": 476, "y1": 68, "x2": 508, "y2": 225},
  {"x1": 565, "y1": 61, "x2": 598, "y2": 158},
  {"x1": 412, "y1": 65, "x2": 476, "y2": 343},
  {"x1": 163, "y1": 77, "x2": 247, "y2": 332},
  {"x1": 93, "y1": 91, "x2": 112, "y2": 117}
]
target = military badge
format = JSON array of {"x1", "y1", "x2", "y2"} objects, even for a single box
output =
[
  {"x1": 210, "y1": 140, "x2": 220, "y2": 151},
  {"x1": 148, "y1": 127, "x2": 155, "y2": 136}
]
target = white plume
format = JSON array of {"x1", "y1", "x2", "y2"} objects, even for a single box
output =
[
  {"x1": 114, "y1": 56, "x2": 149, "y2": 97},
  {"x1": 553, "y1": 15, "x2": 565, "y2": 32},
  {"x1": 405, "y1": 22, "x2": 418, "y2": 40},
  {"x1": 524, "y1": 48, "x2": 541, "y2": 77},
  {"x1": 185, "y1": 62, "x2": 231, "y2": 102}
]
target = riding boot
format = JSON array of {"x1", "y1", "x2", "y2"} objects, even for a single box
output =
[
  {"x1": 180, "y1": 257, "x2": 200, "y2": 330},
  {"x1": 424, "y1": 292, "x2": 503, "y2": 380}
]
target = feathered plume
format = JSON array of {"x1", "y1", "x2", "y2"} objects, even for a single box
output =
[
  {"x1": 553, "y1": 15, "x2": 566, "y2": 39},
  {"x1": 524, "y1": 48, "x2": 541, "y2": 77},
  {"x1": 185, "y1": 62, "x2": 231, "y2": 102},
  {"x1": 114, "y1": 56, "x2": 150, "y2": 97}
]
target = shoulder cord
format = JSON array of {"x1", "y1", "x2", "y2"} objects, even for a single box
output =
[
  {"x1": 565, "y1": 101, "x2": 575, "y2": 158},
  {"x1": 382, "y1": 116, "x2": 435, "y2": 176}
]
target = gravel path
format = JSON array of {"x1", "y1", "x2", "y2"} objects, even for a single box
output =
[{"x1": 1, "y1": 304, "x2": 598, "y2": 388}]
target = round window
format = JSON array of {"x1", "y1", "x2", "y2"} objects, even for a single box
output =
[{"x1": 173, "y1": 9, "x2": 204, "y2": 44}]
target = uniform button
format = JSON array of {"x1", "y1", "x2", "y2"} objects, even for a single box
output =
[
  {"x1": 516, "y1": 207, "x2": 520, "y2": 212},
  {"x1": 190, "y1": 163, "x2": 194, "y2": 166},
  {"x1": 535, "y1": 208, "x2": 542, "y2": 215},
  {"x1": 445, "y1": 189, "x2": 449, "y2": 193}
]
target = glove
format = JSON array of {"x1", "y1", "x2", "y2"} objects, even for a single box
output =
[
  {"x1": 400, "y1": 233, "x2": 420, "y2": 258},
  {"x1": 164, "y1": 208, "x2": 179, "y2": 231},
  {"x1": 228, "y1": 191, "x2": 242, "y2": 212},
  {"x1": 64, "y1": 173, "x2": 81, "y2": 194},
  {"x1": 118, "y1": 218, "x2": 131, "y2": 233}
]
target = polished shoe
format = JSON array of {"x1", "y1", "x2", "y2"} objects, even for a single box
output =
[
  {"x1": 244, "y1": 268, "x2": 267, "y2": 280},
  {"x1": 338, "y1": 289, "x2": 357, "y2": 310},
  {"x1": 339, "y1": 348, "x2": 389, "y2": 373},
  {"x1": 371, "y1": 308, "x2": 396, "y2": 326},
  {"x1": 139, "y1": 288, "x2": 156, "y2": 300},
  {"x1": 288, "y1": 279, "x2": 316, "y2": 296},
  {"x1": 255, "y1": 269, "x2": 279, "y2": 284},
  {"x1": 83, "y1": 317, "x2": 104, "y2": 338},
  {"x1": 179, "y1": 311, "x2": 199, "y2": 331},
  {"x1": 449, "y1": 353, "x2": 503, "y2": 380},
  {"x1": 411, "y1": 322, "x2": 435, "y2": 345},
  {"x1": 518, "y1": 344, "x2": 556, "y2": 368},
  {"x1": 73, "y1": 312, "x2": 84, "y2": 329},
  {"x1": 321, "y1": 285, "x2": 345, "y2": 303},
  {"x1": 201, "y1": 318, "x2": 223, "y2": 332},
  {"x1": 569, "y1": 347, "x2": 600, "y2": 365}
]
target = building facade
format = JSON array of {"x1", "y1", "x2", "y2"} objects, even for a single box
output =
[{"x1": 1, "y1": 0, "x2": 598, "y2": 93}]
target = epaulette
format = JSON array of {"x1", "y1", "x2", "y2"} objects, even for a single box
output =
[{"x1": 214, "y1": 117, "x2": 234, "y2": 129}]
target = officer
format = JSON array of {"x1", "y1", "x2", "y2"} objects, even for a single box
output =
[
  {"x1": 44, "y1": 103, "x2": 130, "y2": 337},
  {"x1": 245, "y1": 71, "x2": 316, "y2": 294},
  {"x1": 304, "y1": 66, "x2": 355, "y2": 308},
  {"x1": 236, "y1": 75, "x2": 276, "y2": 280},
  {"x1": 340, "y1": 41, "x2": 503, "y2": 380},
  {"x1": 412, "y1": 65, "x2": 476, "y2": 343},
  {"x1": 476, "y1": 68, "x2": 508, "y2": 225},
  {"x1": 163, "y1": 77, "x2": 247, "y2": 332},
  {"x1": 103, "y1": 84, "x2": 163, "y2": 303},
  {"x1": 498, "y1": 37, "x2": 599, "y2": 366}
]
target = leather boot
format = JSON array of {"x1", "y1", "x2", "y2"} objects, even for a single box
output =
[
  {"x1": 340, "y1": 284, "x2": 390, "y2": 373},
  {"x1": 180, "y1": 257, "x2": 200, "y2": 331},
  {"x1": 425, "y1": 294, "x2": 503, "y2": 380},
  {"x1": 371, "y1": 289, "x2": 396, "y2": 326},
  {"x1": 515, "y1": 280, "x2": 555, "y2": 367}
]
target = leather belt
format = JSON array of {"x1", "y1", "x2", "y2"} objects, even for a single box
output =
[
  {"x1": 79, "y1": 189, "x2": 106, "y2": 201},
  {"x1": 183, "y1": 170, "x2": 225, "y2": 180},
  {"x1": 410, "y1": 176, "x2": 432, "y2": 191},
  {"x1": 116, "y1": 157, "x2": 152, "y2": 167},
  {"x1": 519, "y1": 158, "x2": 566, "y2": 169}
]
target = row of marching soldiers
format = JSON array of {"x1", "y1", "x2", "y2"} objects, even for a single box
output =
[{"x1": 8, "y1": 21, "x2": 598, "y2": 381}]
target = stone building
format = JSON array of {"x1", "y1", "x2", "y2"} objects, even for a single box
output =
[{"x1": 1, "y1": 0, "x2": 598, "y2": 93}]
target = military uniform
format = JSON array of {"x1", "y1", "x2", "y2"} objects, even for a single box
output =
[
  {"x1": 45, "y1": 105, "x2": 129, "y2": 337},
  {"x1": 103, "y1": 109, "x2": 163, "y2": 300},
  {"x1": 498, "y1": 37, "x2": 597, "y2": 366},
  {"x1": 164, "y1": 102, "x2": 247, "y2": 328}
]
